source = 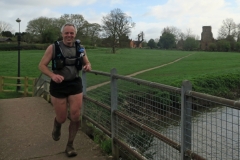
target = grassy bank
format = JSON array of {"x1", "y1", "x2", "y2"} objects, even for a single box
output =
[{"x1": 134, "y1": 51, "x2": 240, "y2": 99}]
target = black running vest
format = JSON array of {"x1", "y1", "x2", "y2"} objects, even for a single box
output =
[{"x1": 52, "y1": 40, "x2": 85, "y2": 71}]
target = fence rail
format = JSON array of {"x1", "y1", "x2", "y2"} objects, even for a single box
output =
[
  {"x1": 0, "y1": 76, "x2": 36, "y2": 96},
  {"x1": 33, "y1": 69, "x2": 240, "y2": 160}
]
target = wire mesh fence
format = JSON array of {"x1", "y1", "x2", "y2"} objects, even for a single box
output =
[
  {"x1": 82, "y1": 69, "x2": 184, "y2": 159},
  {"x1": 82, "y1": 69, "x2": 240, "y2": 160},
  {"x1": 184, "y1": 92, "x2": 240, "y2": 160},
  {"x1": 114, "y1": 76, "x2": 182, "y2": 160}
]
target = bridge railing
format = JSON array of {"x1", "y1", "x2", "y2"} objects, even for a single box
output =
[
  {"x1": 33, "y1": 69, "x2": 240, "y2": 160},
  {"x1": 82, "y1": 68, "x2": 240, "y2": 160},
  {"x1": 33, "y1": 73, "x2": 51, "y2": 102}
]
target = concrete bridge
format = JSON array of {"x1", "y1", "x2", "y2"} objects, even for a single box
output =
[{"x1": 0, "y1": 97, "x2": 111, "y2": 160}]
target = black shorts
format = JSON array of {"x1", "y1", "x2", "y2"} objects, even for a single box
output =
[{"x1": 50, "y1": 77, "x2": 83, "y2": 98}]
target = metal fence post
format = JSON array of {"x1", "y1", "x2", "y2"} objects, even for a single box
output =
[
  {"x1": 81, "y1": 71, "x2": 87, "y2": 127},
  {"x1": 111, "y1": 68, "x2": 119, "y2": 160},
  {"x1": 181, "y1": 80, "x2": 192, "y2": 160},
  {"x1": 82, "y1": 71, "x2": 87, "y2": 95}
]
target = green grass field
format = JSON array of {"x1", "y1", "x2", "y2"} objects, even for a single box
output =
[
  {"x1": 134, "y1": 51, "x2": 240, "y2": 85},
  {"x1": 0, "y1": 48, "x2": 191, "y2": 77},
  {"x1": 1, "y1": 48, "x2": 239, "y2": 81},
  {"x1": 1, "y1": 48, "x2": 240, "y2": 98},
  {"x1": 0, "y1": 48, "x2": 240, "y2": 98}
]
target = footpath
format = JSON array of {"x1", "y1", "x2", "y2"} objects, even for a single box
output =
[{"x1": 0, "y1": 97, "x2": 111, "y2": 160}]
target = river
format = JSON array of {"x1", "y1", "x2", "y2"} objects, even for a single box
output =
[{"x1": 153, "y1": 106, "x2": 240, "y2": 160}]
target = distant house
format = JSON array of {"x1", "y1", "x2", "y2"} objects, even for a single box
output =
[
  {"x1": 0, "y1": 37, "x2": 12, "y2": 43},
  {"x1": 130, "y1": 32, "x2": 144, "y2": 48},
  {"x1": 130, "y1": 39, "x2": 143, "y2": 48}
]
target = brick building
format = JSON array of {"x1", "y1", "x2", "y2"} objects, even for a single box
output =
[{"x1": 130, "y1": 39, "x2": 143, "y2": 48}]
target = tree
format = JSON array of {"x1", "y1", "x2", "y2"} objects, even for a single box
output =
[
  {"x1": 142, "y1": 40, "x2": 148, "y2": 48},
  {"x1": 183, "y1": 28, "x2": 199, "y2": 40},
  {"x1": 208, "y1": 43, "x2": 217, "y2": 51},
  {"x1": 235, "y1": 42, "x2": 240, "y2": 52},
  {"x1": 158, "y1": 32, "x2": 176, "y2": 49},
  {"x1": 218, "y1": 18, "x2": 237, "y2": 39},
  {"x1": 216, "y1": 40, "x2": 230, "y2": 52},
  {"x1": 21, "y1": 32, "x2": 35, "y2": 43},
  {"x1": 161, "y1": 26, "x2": 182, "y2": 42},
  {"x1": 225, "y1": 35, "x2": 236, "y2": 51},
  {"x1": 41, "y1": 27, "x2": 59, "y2": 43},
  {"x1": 1, "y1": 31, "x2": 13, "y2": 37},
  {"x1": 102, "y1": 8, "x2": 135, "y2": 53},
  {"x1": 26, "y1": 17, "x2": 58, "y2": 43},
  {"x1": 82, "y1": 22, "x2": 102, "y2": 46},
  {"x1": 147, "y1": 39, "x2": 156, "y2": 49},
  {"x1": 0, "y1": 21, "x2": 13, "y2": 37},
  {"x1": 236, "y1": 23, "x2": 240, "y2": 42},
  {"x1": 183, "y1": 37, "x2": 199, "y2": 51},
  {"x1": 60, "y1": 14, "x2": 88, "y2": 39}
]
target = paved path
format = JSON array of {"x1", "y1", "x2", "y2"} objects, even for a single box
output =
[{"x1": 0, "y1": 97, "x2": 111, "y2": 160}]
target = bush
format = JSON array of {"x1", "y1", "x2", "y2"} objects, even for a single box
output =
[
  {"x1": 216, "y1": 40, "x2": 230, "y2": 52},
  {"x1": 0, "y1": 43, "x2": 96, "y2": 51},
  {"x1": 208, "y1": 43, "x2": 217, "y2": 51},
  {"x1": 167, "y1": 72, "x2": 240, "y2": 99},
  {"x1": 0, "y1": 43, "x2": 49, "y2": 51},
  {"x1": 235, "y1": 42, "x2": 240, "y2": 52}
]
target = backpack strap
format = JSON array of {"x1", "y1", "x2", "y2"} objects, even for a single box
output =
[
  {"x1": 75, "y1": 39, "x2": 85, "y2": 70},
  {"x1": 52, "y1": 41, "x2": 65, "y2": 70}
]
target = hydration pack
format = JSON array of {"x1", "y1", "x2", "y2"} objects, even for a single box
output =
[{"x1": 52, "y1": 39, "x2": 85, "y2": 71}]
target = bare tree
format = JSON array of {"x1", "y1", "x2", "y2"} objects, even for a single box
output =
[
  {"x1": 237, "y1": 23, "x2": 240, "y2": 41},
  {"x1": 0, "y1": 21, "x2": 13, "y2": 37},
  {"x1": 102, "y1": 8, "x2": 135, "y2": 53},
  {"x1": 173, "y1": 28, "x2": 199, "y2": 41},
  {"x1": 178, "y1": 32, "x2": 185, "y2": 40},
  {"x1": 134, "y1": 31, "x2": 144, "y2": 48},
  {"x1": 154, "y1": 38, "x2": 159, "y2": 44},
  {"x1": 185, "y1": 28, "x2": 193, "y2": 37},
  {"x1": 218, "y1": 18, "x2": 237, "y2": 39}
]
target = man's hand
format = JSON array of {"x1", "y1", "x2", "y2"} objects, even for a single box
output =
[
  {"x1": 51, "y1": 74, "x2": 64, "y2": 83},
  {"x1": 83, "y1": 63, "x2": 91, "y2": 71}
]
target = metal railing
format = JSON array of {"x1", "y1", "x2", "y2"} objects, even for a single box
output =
[
  {"x1": 33, "y1": 73, "x2": 51, "y2": 102},
  {"x1": 34, "y1": 69, "x2": 240, "y2": 160}
]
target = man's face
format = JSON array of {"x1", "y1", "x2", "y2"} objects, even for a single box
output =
[{"x1": 62, "y1": 25, "x2": 76, "y2": 45}]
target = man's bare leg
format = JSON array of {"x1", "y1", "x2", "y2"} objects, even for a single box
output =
[
  {"x1": 65, "y1": 93, "x2": 82, "y2": 157},
  {"x1": 51, "y1": 96, "x2": 68, "y2": 141}
]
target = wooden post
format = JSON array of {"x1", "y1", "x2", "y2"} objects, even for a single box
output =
[
  {"x1": 0, "y1": 76, "x2": 3, "y2": 92},
  {"x1": 24, "y1": 77, "x2": 28, "y2": 97},
  {"x1": 32, "y1": 78, "x2": 37, "y2": 96}
]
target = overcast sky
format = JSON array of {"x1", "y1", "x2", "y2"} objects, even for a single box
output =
[{"x1": 1, "y1": 0, "x2": 240, "y2": 41}]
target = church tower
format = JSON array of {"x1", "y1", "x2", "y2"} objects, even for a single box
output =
[{"x1": 200, "y1": 26, "x2": 215, "y2": 50}]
